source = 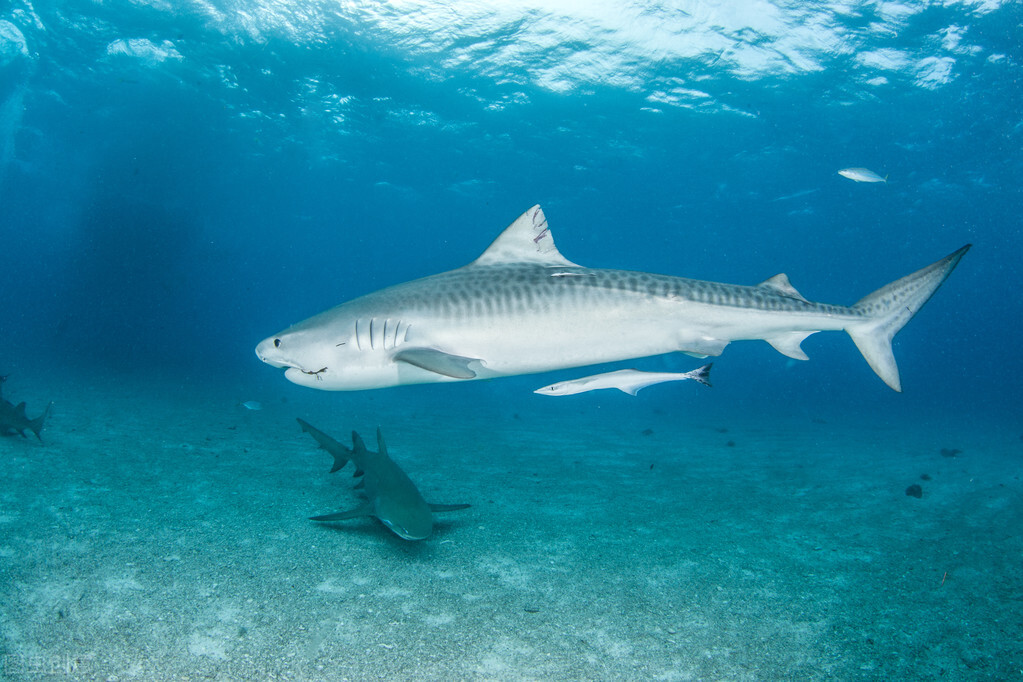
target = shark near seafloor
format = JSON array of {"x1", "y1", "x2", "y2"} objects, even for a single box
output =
[
  {"x1": 256, "y1": 205, "x2": 969, "y2": 393},
  {"x1": 298, "y1": 419, "x2": 469, "y2": 540},
  {"x1": 0, "y1": 375, "x2": 52, "y2": 441}
]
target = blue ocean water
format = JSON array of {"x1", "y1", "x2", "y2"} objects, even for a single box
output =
[
  {"x1": 0, "y1": 0, "x2": 1018, "y2": 419},
  {"x1": 1, "y1": 1, "x2": 1021, "y2": 678},
  {"x1": 3, "y1": 0, "x2": 1020, "y2": 420}
]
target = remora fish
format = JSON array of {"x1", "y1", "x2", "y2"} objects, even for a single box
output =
[
  {"x1": 0, "y1": 375, "x2": 52, "y2": 441},
  {"x1": 838, "y1": 167, "x2": 888, "y2": 183},
  {"x1": 298, "y1": 418, "x2": 469, "y2": 540},
  {"x1": 535, "y1": 364, "x2": 712, "y2": 396},
  {"x1": 257, "y1": 205, "x2": 969, "y2": 393}
]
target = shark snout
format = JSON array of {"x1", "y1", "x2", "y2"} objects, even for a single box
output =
[
  {"x1": 255, "y1": 336, "x2": 292, "y2": 368},
  {"x1": 381, "y1": 516, "x2": 432, "y2": 541}
]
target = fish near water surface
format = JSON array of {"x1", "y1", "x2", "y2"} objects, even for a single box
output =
[
  {"x1": 257, "y1": 205, "x2": 969, "y2": 393},
  {"x1": 298, "y1": 419, "x2": 469, "y2": 540}
]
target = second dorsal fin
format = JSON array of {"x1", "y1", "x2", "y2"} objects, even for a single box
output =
[{"x1": 757, "y1": 273, "x2": 809, "y2": 303}]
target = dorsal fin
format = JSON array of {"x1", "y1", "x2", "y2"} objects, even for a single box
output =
[
  {"x1": 757, "y1": 273, "x2": 809, "y2": 303},
  {"x1": 471, "y1": 205, "x2": 577, "y2": 267}
]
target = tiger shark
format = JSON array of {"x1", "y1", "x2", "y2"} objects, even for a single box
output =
[
  {"x1": 256, "y1": 205, "x2": 969, "y2": 393},
  {"x1": 298, "y1": 418, "x2": 469, "y2": 540}
]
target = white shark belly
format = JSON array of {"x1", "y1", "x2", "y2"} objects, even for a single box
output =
[{"x1": 408, "y1": 294, "x2": 854, "y2": 377}]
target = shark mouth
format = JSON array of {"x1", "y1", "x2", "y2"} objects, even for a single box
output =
[{"x1": 284, "y1": 366, "x2": 330, "y2": 382}]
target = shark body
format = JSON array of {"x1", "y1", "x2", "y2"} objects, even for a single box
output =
[
  {"x1": 257, "y1": 205, "x2": 969, "y2": 393},
  {"x1": 0, "y1": 376, "x2": 52, "y2": 441},
  {"x1": 298, "y1": 419, "x2": 469, "y2": 540},
  {"x1": 535, "y1": 364, "x2": 712, "y2": 397}
]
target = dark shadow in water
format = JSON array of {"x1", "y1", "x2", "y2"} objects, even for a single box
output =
[{"x1": 58, "y1": 189, "x2": 202, "y2": 368}]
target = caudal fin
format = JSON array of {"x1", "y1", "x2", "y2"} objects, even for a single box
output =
[
  {"x1": 30, "y1": 402, "x2": 52, "y2": 441},
  {"x1": 297, "y1": 418, "x2": 351, "y2": 473},
  {"x1": 847, "y1": 244, "x2": 970, "y2": 392}
]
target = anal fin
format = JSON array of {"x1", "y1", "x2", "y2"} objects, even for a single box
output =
[{"x1": 765, "y1": 331, "x2": 816, "y2": 360}]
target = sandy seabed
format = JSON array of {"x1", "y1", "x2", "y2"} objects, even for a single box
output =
[{"x1": 1, "y1": 365, "x2": 1020, "y2": 681}]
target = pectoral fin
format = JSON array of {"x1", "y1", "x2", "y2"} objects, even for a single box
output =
[
  {"x1": 394, "y1": 349, "x2": 481, "y2": 379},
  {"x1": 310, "y1": 503, "x2": 374, "y2": 522},
  {"x1": 428, "y1": 503, "x2": 471, "y2": 513}
]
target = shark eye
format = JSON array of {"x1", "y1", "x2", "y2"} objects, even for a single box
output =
[{"x1": 273, "y1": 338, "x2": 281, "y2": 348}]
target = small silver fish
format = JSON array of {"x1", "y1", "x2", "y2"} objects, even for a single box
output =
[
  {"x1": 838, "y1": 167, "x2": 888, "y2": 183},
  {"x1": 535, "y1": 364, "x2": 712, "y2": 397}
]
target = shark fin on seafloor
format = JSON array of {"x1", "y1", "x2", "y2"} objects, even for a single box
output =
[
  {"x1": 428, "y1": 503, "x2": 471, "y2": 513},
  {"x1": 310, "y1": 503, "x2": 374, "y2": 522},
  {"x1": 394, "y1": 348, "x2": 481, "y2": 379}
]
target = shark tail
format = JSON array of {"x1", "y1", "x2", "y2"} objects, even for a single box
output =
[
  {"x1": 297, "y1": 418, "x2": 351, "y2": 473},
  {"x1": 846, "y1": 244, "x2": 970, "y2": 392},
  {"x1": 29, "y1": 402, "x2": 52, "y2": 441}
]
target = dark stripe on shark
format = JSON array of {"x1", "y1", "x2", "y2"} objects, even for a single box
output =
[{"x1": 363, "y1": 265, "x2": 860, "y2": 320}]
